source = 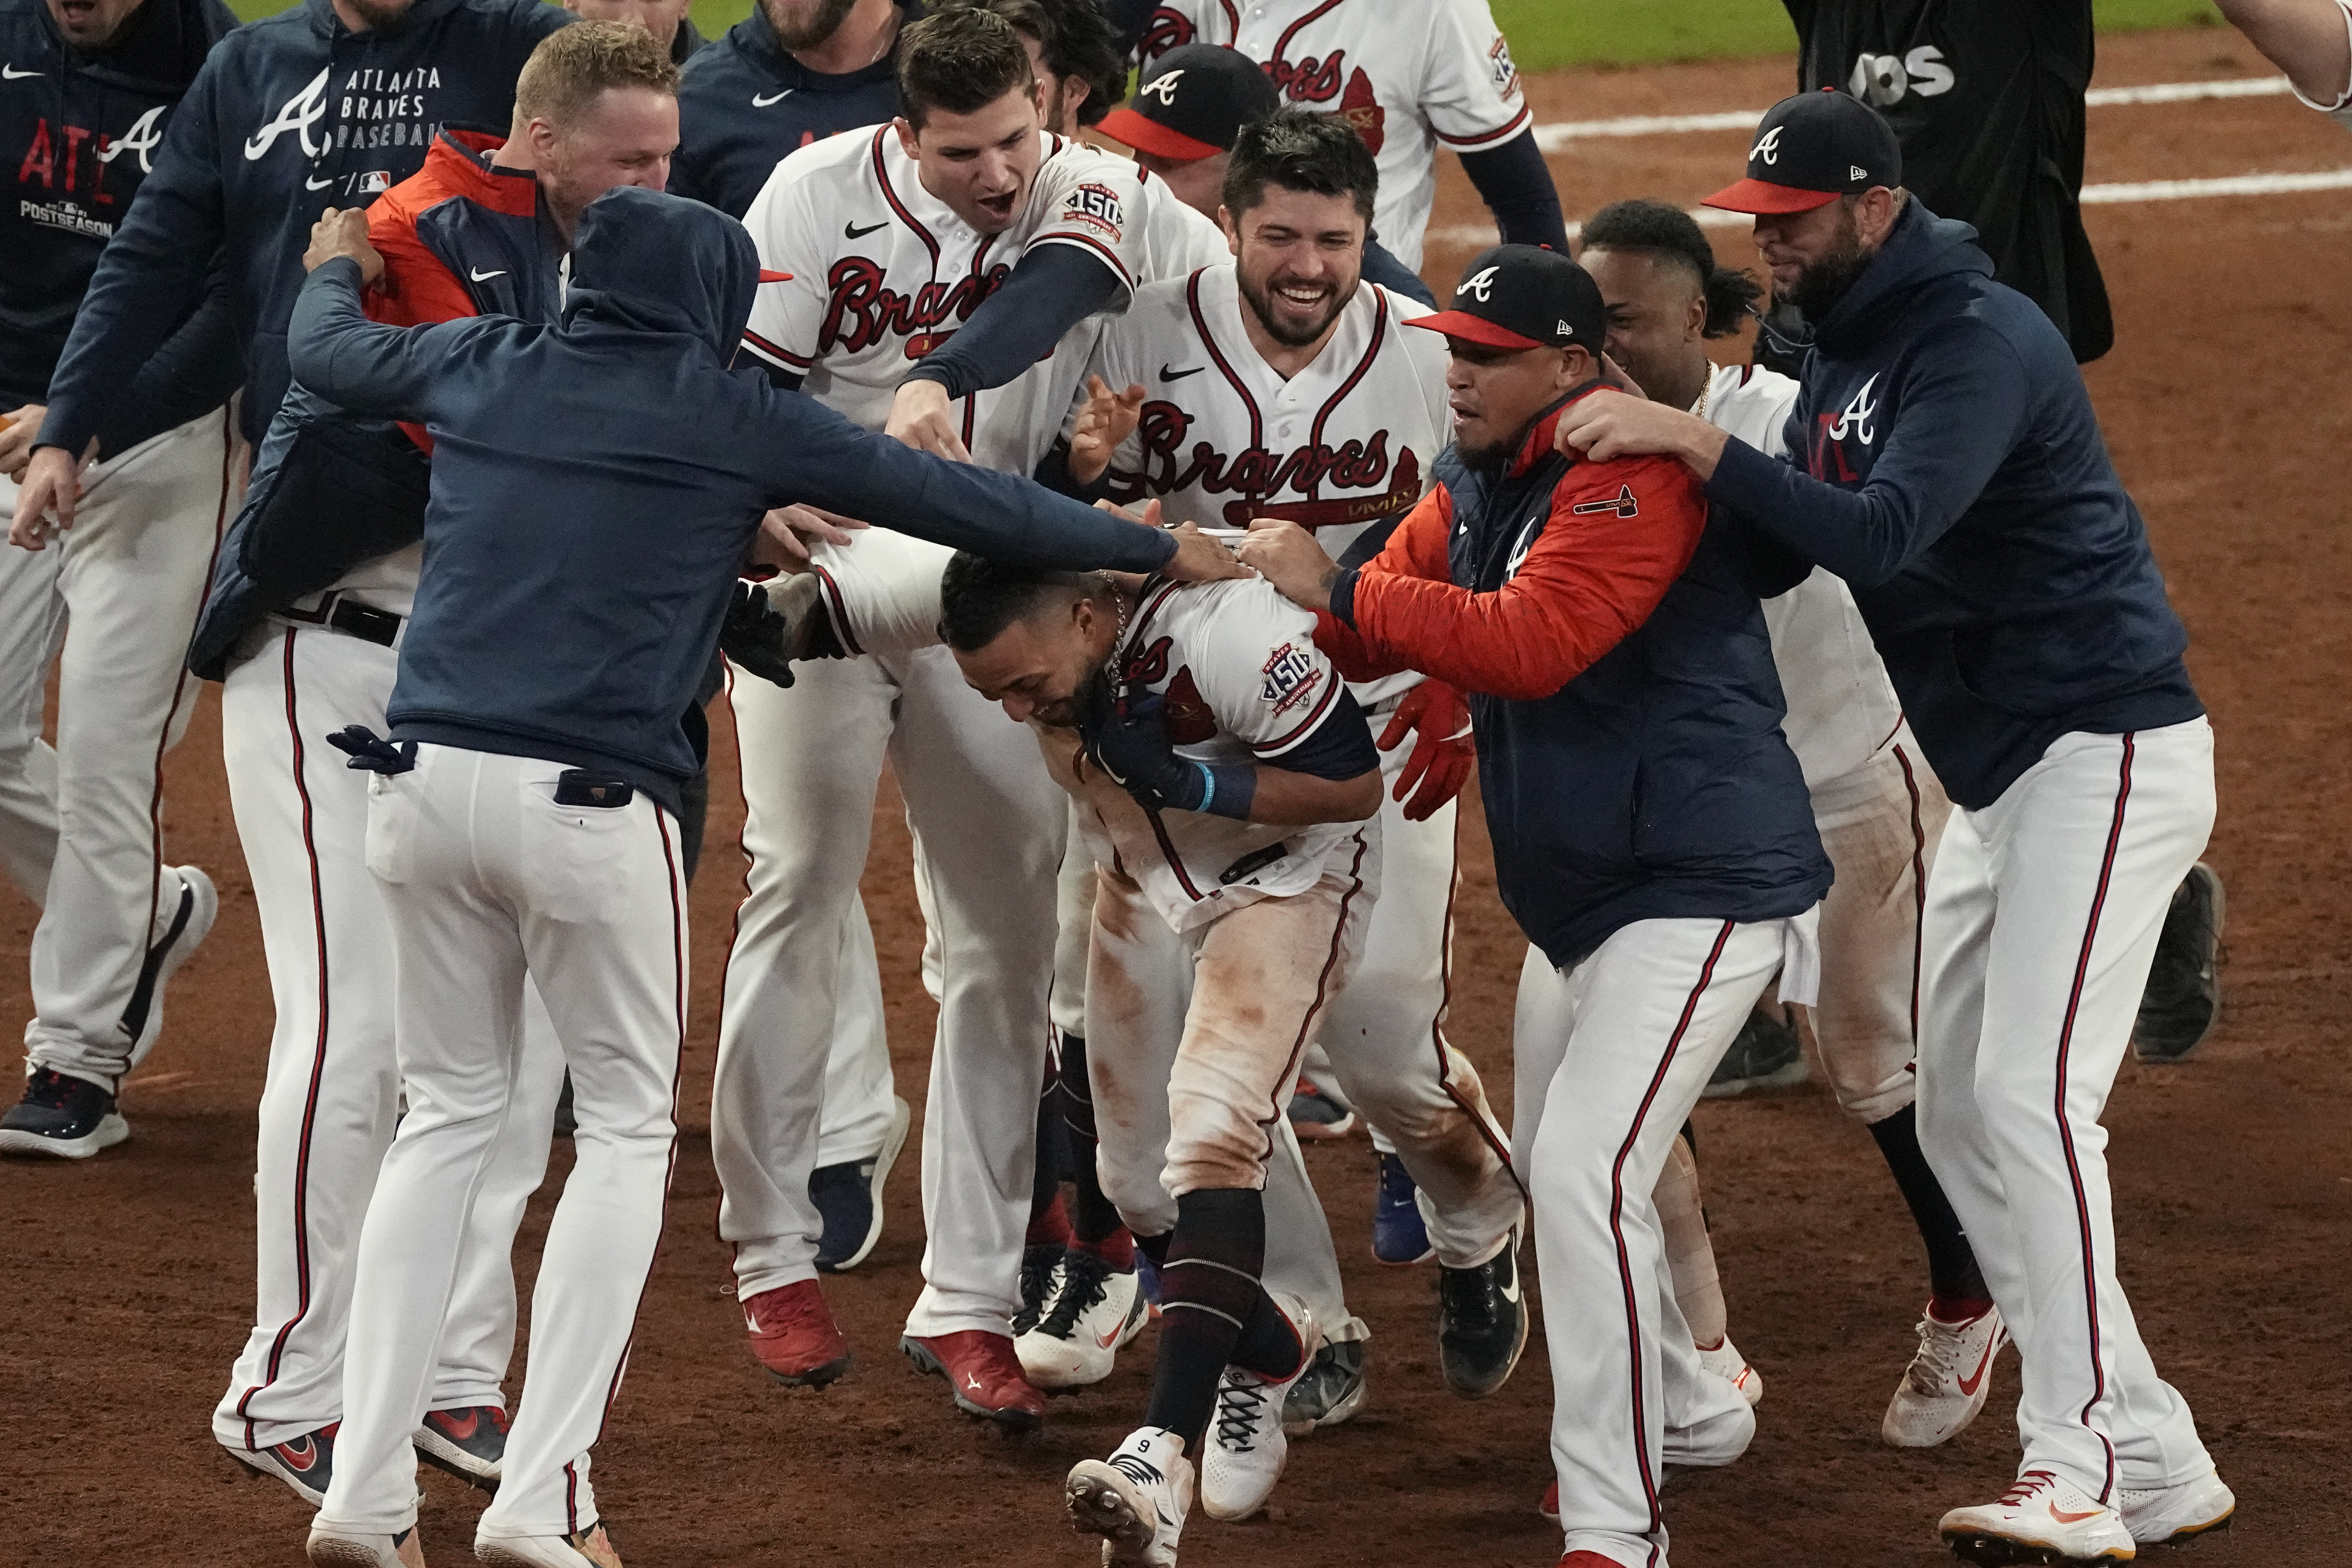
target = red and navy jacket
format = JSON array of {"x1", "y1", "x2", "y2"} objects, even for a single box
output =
[
  {"x1": 2, "y1": 0, "x2": 240, "y2": 446},
  {"x1": 1704, "y1": 199, "x2": 2202, "y2": 810},
  {"x1": 187, "y1": 128, "x2": 557, "y2": 680},
  {"x1": 1319, "y1": 383, "x2": 1831, "y2": 968},
  {"x1": 670, "y1": 0, "x2": 921, "y2": 220},
  {"x1": 39, "y1": 0, "x2": 567, "y2": 457}
]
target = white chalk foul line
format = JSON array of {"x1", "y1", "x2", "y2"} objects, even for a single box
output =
[
  {"x1": 1424, "y1": 166, "x2": 2352, "y2": 248},
  {"x1": 1531, "y1": 75, "x2": 2295, "y2": 149}
]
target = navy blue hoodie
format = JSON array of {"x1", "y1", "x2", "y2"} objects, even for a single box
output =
[
  {"x1": 2, "y1": 0, "x2": 242, "y2": 447},
  {"x1": 38, "y1": 0, "x2": 567, "y2": 455},
  {"x1": 286, "y1": 187, "x2": 1183, "y2": 816},
  {"x1": 1706, "y1": 200, "x2": 2201, "y2": 810}
]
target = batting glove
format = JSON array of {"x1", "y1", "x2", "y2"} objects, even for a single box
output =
[
  {"x1": 1378, "y1": 678, "x2": 1474, "y2": 821},
  {"x1": 1084, "y1": 685, "x2": 1256, "y2": 820}
]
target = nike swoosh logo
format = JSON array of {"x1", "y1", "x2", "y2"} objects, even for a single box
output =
[
  {"x1": 1159, "y1": 364, "x2": 1205, "y2": 382},
  {"x1": 305, "y1": 175, "x2": 334, "y2": 190},
  {"x1": 752, "y1": 88, "x2": 794, "y2": 107},
  {"x1": 3, "y1": 63, "x2": 39, "y2": 78},
  {"x1": 470, "y1": 268, "x2": 505, "y2": 282},
  {"x1": 280, "y1": 1437, "x2": 318, "y2": 1471},
  {"x1": 1096, "y1": 1325, "x2": 1123, "y2": 1349},
  {"x1": 1956, "y1": 1334, "x2": 1998, "y2": 1397},
  {"x1": 844, "y1": 220, "x2": 888, "y2": 239},
  {"x1": 437, "y1": 1409, "x2": 481, "y2": 1440},
  {"x1": 2050, "y1": 1505, "x2": 2106, "y2": 1524}
]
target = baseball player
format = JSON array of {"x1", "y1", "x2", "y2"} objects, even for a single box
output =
[
  {"x1": 714, "y1": 8, "x2": 1218, "y2": 1424},
  {"x1": 1063, "y1": 107, "x2": 1527, "y2": 1405},
  {"x1": 289, "y1": 181, "x2": 1236, "y2": 1568},
  {"x1": 0, "y1": 0, "x2": 243, "y2": 1160},
  {"x1": 1562, "y1": 90, "x2": 2236, "y2": 1560},
  {"x1": 1241, "y1": 244, "x2": 1832, "y2": 1568},
  {"x1": 935, "y1": 550, "x2": 1374, "y2": 1563},
  {"x1": 185, "y1": 25, "x2": 681, "y2": 1505},
  {"x1": 1134, "y1": 0, "x2": 1566, "y2": 272},
  {"x1": 2218, "y1": 0, "x2": 2352, "y2": 129},
  {"x1": 1580, "y1": 197, "x2": 2001, "y2": 1448}
]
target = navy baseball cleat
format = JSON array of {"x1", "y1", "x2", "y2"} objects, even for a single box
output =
[
  {"x1": 224, "y1": 1423, "x2": 338, "y2": 1507},
  {"x1": 811, "y1": 1095, "x2": 910, "y2": 1272},
  {"x1": 1437, "y1": 1229, "x2": 1529, "y2": 1399},
  {"x1": 414, "y1": 1403, "x2": 507, "y2": 1490},
  {"x1": 1703, "y1": 1004, "x2": 1810, "y2": 1097},
  {"x1": 1371, "y1": 1151, "x2": 1434, "y2": 1265},
  {"x1": 0, "y1": 1068, "x2": 129, "y2": 1159},
  {"x1": 1281, "y1": 1338, "x2": 1367, "y2": 1435},
  {"x1": 2134, "y1": 862, "x2": 2225, "y2": 1063},
  {"x1": 1286, "y1": 1077, "x2": 1356, "y2": 1140}
]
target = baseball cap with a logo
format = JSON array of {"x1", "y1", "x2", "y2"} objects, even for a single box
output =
[
  {"x1": 1404, "y1": 244, "x2": 1606, "y2": 353},
  {"x1": 1703, "y1": 88, "x2": 1903, "y2": 214},
  {"x1": 1098, "y1": 44, "x2": 1281, "y2": 161}
]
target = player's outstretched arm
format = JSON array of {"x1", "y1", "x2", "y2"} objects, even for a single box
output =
[
  {"x1": 285, "y1": 251, "x2": 480, "y2": 428},
  {"x1": 2213, "y1": 0, "x2": 2352, "y2": 107}
]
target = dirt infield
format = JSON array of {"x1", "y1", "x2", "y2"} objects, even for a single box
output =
[{"x1": 3, "y1": 27, "x2": 2348, "y2": 1568}]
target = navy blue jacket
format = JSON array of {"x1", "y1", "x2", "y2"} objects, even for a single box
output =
[
  {"x1": 1707, "y1": 200, "x2": 2201, "y2": 810},
  {"x1": 287, "y1": 187, "x2": 1183, "y2": 816},
  {"x1": 670, "y1": 0, "x2": 919, "y2": 219},
  {"x1": 39, "y1": 0, "x2": 568, "y2": 455},
  {"x1": 2, "y1": 0, "x2": 242, "y2": 446},
  {"x1": 1328, "y1": 390, "x2": 1830, "y2": 967}
]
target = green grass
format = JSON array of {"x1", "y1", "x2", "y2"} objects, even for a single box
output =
[{"x1": 228, "y1": 0, "x2": 2232, "y2": 71}]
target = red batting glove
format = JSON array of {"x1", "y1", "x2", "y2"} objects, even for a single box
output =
[{"x1": 1377, "y1": 678, "x2": 1474, "y2": 821}]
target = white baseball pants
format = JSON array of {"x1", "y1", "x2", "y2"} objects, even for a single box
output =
[
  {"x1": 213, "y1": 623, "x2": 561, "y2": 1449},
  {"x1": 714, "y1": 643, "x2": 1065, "y2": 1337},
  {"x1": 1807, "y1": 724, "x2": 1954, "y2": 1124},
  {"x1": 1084, "y1": 839, "x2": 1378, "y2": 1339},
  {"x1": 1516, "y1": 918, "x2": 1792, "y2": 1568},
  {"x1": 9, "y1": 409, "x2": 241, "y2": 1089},
  {"x1": 0, "y1": 532, "x2": 62, "y2": 903},
  {"x1": 1915, "y1": 720, "x2": 2217, "y2": 1501},
  {"x1": 321, "y1": 744, "x2": 687, "y2": 1539}
]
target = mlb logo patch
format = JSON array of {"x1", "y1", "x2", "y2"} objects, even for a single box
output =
[{"x1": 358, "y1": 169, "x2": 392, "y2": 194}]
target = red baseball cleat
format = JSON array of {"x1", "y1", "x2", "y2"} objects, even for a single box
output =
[
  {"x1": 1539, "y1": 1478, "x2": 1559, "y2": 1522},
  {"x1": 741, "y1": 1279, "x2": 853, "y2": 1388},
  {"x1": 900, "y1": 1329, "x2": 1046, "y2": 1431}
]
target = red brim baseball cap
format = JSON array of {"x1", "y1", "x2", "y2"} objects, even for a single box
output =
[
  {"x1": 1097, "y1": 106, "x2": 1220, "y2": 163},
  {"x1": 758, "y1": 268, "x2": 793, "y2": 282},
  {"x1": 1402, "y1": 311, "x2": 1548, "y2": 351},
  {"x1": 1700, "y1": 178, "x2": 1844, "y2": 215}
]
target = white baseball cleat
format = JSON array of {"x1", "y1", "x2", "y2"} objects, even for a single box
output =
[
  {"x1": 1199, "y1": 1294, "x2": 1315, "y2": 1521},
  {"x1": 1015, "y1": 1249, "x2": 1147, "y2": 1390},
  {"x1": 305, "y1": 1525, "x2": 425, "y2": 1568},
  {"x1": 474, "y1": 1522, "x2": 623, "y2": 1567},
  {"x1": 1939, "y1": 1471, "x2": 2137, "y2": 1565},
  {"x1": 1697, "y1": 1334, "x2": 1764, "y2": 1407},
  {"x1": 1068, "y1": 1427, "x2": 1193, "y2": 1567},
  {"x1": 1885, "y1": 1303, "x2": 2007, "y2": 1448},
  {"x1": 2118, "y1": 1469, "x2": 2234, "y2": 1546}
]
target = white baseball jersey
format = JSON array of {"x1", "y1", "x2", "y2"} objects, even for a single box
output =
[
  {"x1": 2293, "y1": 0, "x2": 2352, "y2": 130},
  {"x1": 738, "y1": 127, "x2": 1150, "y2": 472},
  {"x1": 1051, "y1": 575, "x2": 1369, "y2": 934},
  {"x1": 1138, "y1": 0, "x2": 1532, "y2": 270},
  {"x1": 1087, "y1": 263, "x2": 1449, "y2": 703},
  {"x1": 1705, "y1": 360, "x2": 1904, "y2": 789}
]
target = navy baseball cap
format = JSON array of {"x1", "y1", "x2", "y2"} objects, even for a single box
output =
[
  {"x1": 1099, "y1": 44, "x2": 1280, "y2": 161},
  {"x1": 1406, "y1": 245, "x2": 1606, "y2": 353},
  {"x1": 1704, "y1": 88, "x2": 1902, "y2": 215}
]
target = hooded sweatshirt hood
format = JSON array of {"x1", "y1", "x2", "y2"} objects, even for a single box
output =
[
  {"x1": 1813, "y1": 198, "x2": 1991, "y2": 355},
  {"x1": 565, "y1": 186, "x2": 757, "y2": 360}
]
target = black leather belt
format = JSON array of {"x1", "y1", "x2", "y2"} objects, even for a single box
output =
[{"x1": 281, "y1": 591, "x2": 405, "y2": 648}]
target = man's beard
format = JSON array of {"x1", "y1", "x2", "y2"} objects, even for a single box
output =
[
  {"x1": 765, "y1": 0, "x2": 858, "y2": 51},
  {"x1": 1455, "y1": 431, "x2": 1517, "y2": 472},
  {"x1": 1237, "y1": 268, "x2": 1349, "y2": 349},
  {"x1": 1783, "y1": 208, "x2": 1872, "y2": 322},
  {"x1": 343, "y1": 0, "x2": 413, "y2": 30}
]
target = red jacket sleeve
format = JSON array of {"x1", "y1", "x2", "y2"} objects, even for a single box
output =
[
  {"x1": 1309, "y1": 483, "x2": 1457, "y2": 681},
  {"x1": 1338, "y1": 452, "x2": 1707, "y2": 702}
]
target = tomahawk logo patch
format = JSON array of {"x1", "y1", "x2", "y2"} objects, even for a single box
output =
[{"x1": 1571, "y1": 483, "x2": 1640, "y2": 519}]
